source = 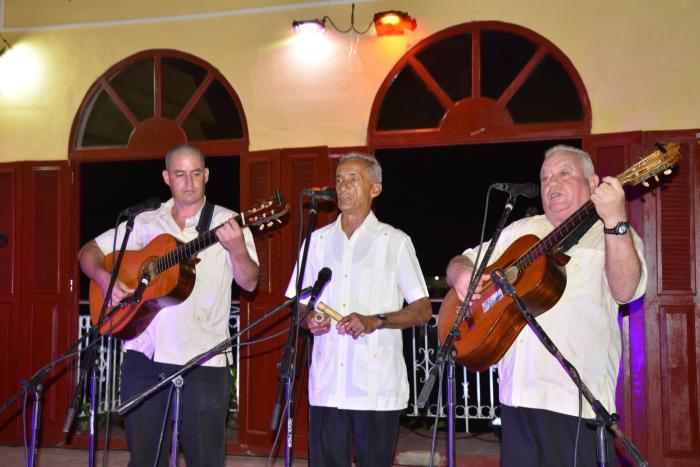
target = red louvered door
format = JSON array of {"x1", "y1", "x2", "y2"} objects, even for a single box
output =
[
  {"x1": 642, "y1": 130, "x2": 700, "y2": 467},
  {"x1": 0, "y1": 161, "x2": 75, "y2": 445},
  {"x1": 237, "y1": 147, "x2": 331, "y2": 455},
  {"x1": 588, "y1": 131, "x2": 700, "y2": 466}
]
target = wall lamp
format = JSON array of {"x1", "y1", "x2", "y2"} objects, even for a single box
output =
[
  {"x1": 292, "y1": 3, "x2": 416, "y2": 37},
  {"x1": 292, "y1": 18, "x2": 327, "y2": 35},
  {"x1": 373, "y1": 11, "x2": 417, "y2": 36},
  {"x1": 0, "y1": 35, "x2": 11, "y2": 57}
]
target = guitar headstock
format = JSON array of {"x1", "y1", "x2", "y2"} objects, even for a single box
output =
[
  {"x1": 617, "y1": 143, "x2": 681, "y2": 187},
  {"x1": 242, "y1": 189, "x2": 290, "y2": 233}
]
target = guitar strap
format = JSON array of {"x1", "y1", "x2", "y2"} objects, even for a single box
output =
[
  {"x1": 195, "y1": 200, "x2": 235, "y2": 368},
  {"x1": 555, "y1": 210, "x2": 600, "y2": 253},
  {"x1": 196, "y1": 201, "x2": 215, "y2": 234}
]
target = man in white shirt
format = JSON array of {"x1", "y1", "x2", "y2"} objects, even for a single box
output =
[
  {"x1": 286, "y1": 153, "x2": 432, "y2": 466},
  {"x1": 78, "y1": 144, "x2": 259, "y2": 467},
  {"x1": 446, "y1": 145, "x2": 647, "y2": 466}
]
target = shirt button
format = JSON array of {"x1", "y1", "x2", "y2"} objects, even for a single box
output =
[{"x1": 342, "y1": 303, "x2": 347, "y2": 307}]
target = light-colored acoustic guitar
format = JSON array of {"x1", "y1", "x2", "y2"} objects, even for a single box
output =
[
  {"x1": 89, "y1": 192, "x2": 289, "y2": 338},
  {"x1": 438, "y1": 143, "x2": 681, "y2": 371}
]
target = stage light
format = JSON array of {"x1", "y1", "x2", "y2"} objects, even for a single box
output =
[
  {"x1": 373, "y1": 10, "x2": 417, "y2": 36},
  {"x1": 292, "y1": 19, "x2": 326, "y2": 35},
  {"x1": 292, "y1": 5, "x2": 416, "y2": 37}
]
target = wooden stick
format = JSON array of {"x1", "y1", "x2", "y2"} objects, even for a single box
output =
[{"x1": 313, "y1": 301, "x2": 344, "y2": 322}]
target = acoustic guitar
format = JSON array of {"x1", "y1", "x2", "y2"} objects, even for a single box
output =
[
  {"x1": 438, "y1": 144, "x2": 681, "y2": 371},
  {"x1": 89, "y1": 191, "x2": 289, "y2": 338}
]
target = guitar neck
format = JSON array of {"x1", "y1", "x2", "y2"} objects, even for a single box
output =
[
  {"x1": 514, "y1": 201, "x2": 597, "y2": 269},
  {"x1": 513, "y1": 168, "x2": 641, "y2": 269},
  {"x1": 154, "y1": 214, "x2": 244, "y2": 274}
]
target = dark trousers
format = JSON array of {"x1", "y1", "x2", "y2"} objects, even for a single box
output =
[
  {"x1": 308, "y1": 405, "x2": 401, "y2": 467},
  {"x1": 501, "y1": 405, "x2": 618, "y2": 467},
  {"x1": 120, "y1": 350, "x2": 232, "y2": 467}
]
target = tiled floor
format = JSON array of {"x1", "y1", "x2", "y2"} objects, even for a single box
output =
[{"x1": 0, "y1": 427, "x2": 500, "y2": 466}]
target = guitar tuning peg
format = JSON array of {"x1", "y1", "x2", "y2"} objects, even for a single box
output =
[
  {"x1": 664, "y1": 169, "x2": 672, "y2": 175},
  {"x1": 654, "y1": 175, "x2": 660, "y2": 182},
  {"x1": 642, "y1": 180, "x2": 650, "y2": 188},
  {"x1": 258, "y1": 225, "x2": 264, "y2": 231},
  {"x1": 276, "y1": 219, "x2": 282, "y2": 224},
  {"x1": 267, "y1": 221, "x2": 273, "y2": 227}
]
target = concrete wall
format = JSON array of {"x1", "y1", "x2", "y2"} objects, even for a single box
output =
[{"x1": 0, "y1": 0, "x2": 698, "y2": 161}]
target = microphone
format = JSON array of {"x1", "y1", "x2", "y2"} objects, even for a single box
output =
[
  {"x1": 307, "y1": 267, "x2": 332, "y2": 312},
  {"x1": 120, "y1": 197, "x2": 161, "y2": 217},
  {"x1": 492, "y1": 183, "x2": 539, "y2": 199},
  {"x1": 302, "y1": 187, "x2": 336, "y2": 201}
]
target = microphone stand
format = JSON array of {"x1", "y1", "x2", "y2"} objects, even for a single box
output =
[
  {"x1": 490, "y1": 269, "x2": 648, "y2": 467},
  {"x1": 63, "y1": 211, "x2": 138, "y2": 467},
  {"x1": 115, "y1": 289, "x2": 312, "y2": 416},
  {"x1": 416, "y1": 193, "x2": 519, "y2": 467},
  {"x1": 270, "y1": 194, "x2": 320, "y2": 466},
  {"x1": 0, "y1": 212, "x2": 151, "y2": 467}
]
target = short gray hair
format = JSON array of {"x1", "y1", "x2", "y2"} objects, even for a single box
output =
[
  {"x1": 544, "y1": 145, "x2": 595, "y2": 178},
  {"x1": 339, "y1": 152, "x2": 382, "y2": 183},
  {"x1": 165, "y1": 144, "x2": 205, "y2": 170}
]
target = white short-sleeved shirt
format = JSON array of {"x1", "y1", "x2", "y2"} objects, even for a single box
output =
[
  {"x1": 285, "y1": 212, "x2": 429, "y2": 411},
  {"x1": 462, "y1": 214, "x2": 647, "y2": 418},
  {"x1": 94, "y1": 198, "x2": 259, "y2": 367}
]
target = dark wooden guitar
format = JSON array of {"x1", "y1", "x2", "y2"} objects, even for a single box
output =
[
  {"x1": 89, "y1": 192, "x2": 289, "y2": 338},
  {"x1": 438, "y1": 144, "x2": 681, "y2": 371}
]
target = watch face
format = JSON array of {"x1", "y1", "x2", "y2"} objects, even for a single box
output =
[{"x1": 617, "y1": 224, "x2": 629, "y2": 234}]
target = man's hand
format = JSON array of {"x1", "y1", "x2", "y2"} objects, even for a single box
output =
[
  {"x1": 591, "y1": 176, "x2": 627, "y2": 227},
  {"x1": 446, "y1": 255, "x2": 486, "y2": 302},
  {"x1": 306, "y1": 311, "x2": 331, "y2": 336},
  {"x1": 215, "y1": 217, "x2": 247, "y2": 253},
  {"x1": 337, "y1": 313, "x2": 381, "y2": 339}
]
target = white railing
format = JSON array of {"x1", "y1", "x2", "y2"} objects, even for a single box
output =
[{"x1": 78, "y1": 299, "x2": 499, "y2": 432}]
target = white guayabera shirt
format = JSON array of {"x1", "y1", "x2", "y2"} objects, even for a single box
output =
[
  {"x1": 286, "y1": 212, "x2": 429, "y2": 411},
  {"x1": 462, "y1": 214, "x2": 647, "y2": 419}
]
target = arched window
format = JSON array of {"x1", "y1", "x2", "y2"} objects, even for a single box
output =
[
  {"x1": 368, "y1": 21, "x2": 591, "y2": 147},
  {"x1": 69, "y1": 49, "x2": 248, "y2": 160}
]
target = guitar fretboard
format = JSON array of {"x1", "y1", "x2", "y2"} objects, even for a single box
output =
[
  {"x1": 512, "y1": 201, "x2": 597, "y2": 271},
  {"x1": 152, "y1": 215, "x2": 242, "y2": 275}
]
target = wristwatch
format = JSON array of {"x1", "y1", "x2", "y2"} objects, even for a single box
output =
[
  {"x1": 604, "y1": 221, "x2": 630, "y2": 235},
  {"x1": 377, "y1": 313, "x2": 388, "y2": 329}
]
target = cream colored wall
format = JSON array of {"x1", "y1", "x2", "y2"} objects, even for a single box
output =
[{"x1": 0, "y1": 0, "x2": 698, "y2": 162}]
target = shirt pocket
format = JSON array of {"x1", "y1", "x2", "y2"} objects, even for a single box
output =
[{"x1": 357, "y1": 268, "x2": 397, "y2": 311}]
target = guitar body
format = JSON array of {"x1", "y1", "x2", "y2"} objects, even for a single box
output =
[
  {"x1": 89, "y1": 233, "x2": 196, "y2": 338},
  {"x1": 437, "y1": 234, "x2": 569, "y2": 371}
]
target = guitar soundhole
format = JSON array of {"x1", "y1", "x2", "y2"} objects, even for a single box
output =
[{"x1": 504, "y1": 265, "x2": 519, "y2": 285}]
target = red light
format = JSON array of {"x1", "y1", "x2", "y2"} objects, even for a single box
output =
[{"x1": 373, "y1": 11, "x2": 417, "y2": 36}]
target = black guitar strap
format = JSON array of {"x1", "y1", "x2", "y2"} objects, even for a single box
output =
[
  {"x1": 196, "y1": 201, "x2": 215, "y2": 234},
  {"x1": 555, "y1": 210, "x2": 600, "y2": 253}
]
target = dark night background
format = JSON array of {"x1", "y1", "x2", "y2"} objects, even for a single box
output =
[{"x1": 79, "y1": 139, "x2": 581, "y2": 298}]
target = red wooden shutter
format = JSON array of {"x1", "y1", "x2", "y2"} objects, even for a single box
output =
[
  {"x1": 237, "y1": 147, "x2": 331, "y2": 454},
  {"x1": 0, "y1": 161, "x2": 74, "y2": 445},
  {"x1": 587, "y1": 132, "x2": 647, "y2": 457},
  {"x1": 0, "y1": 163, "x2": 23, "y2": 443},
  {"x1": 642, "y1": 130, "x2": 700, "y2": 467}
]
